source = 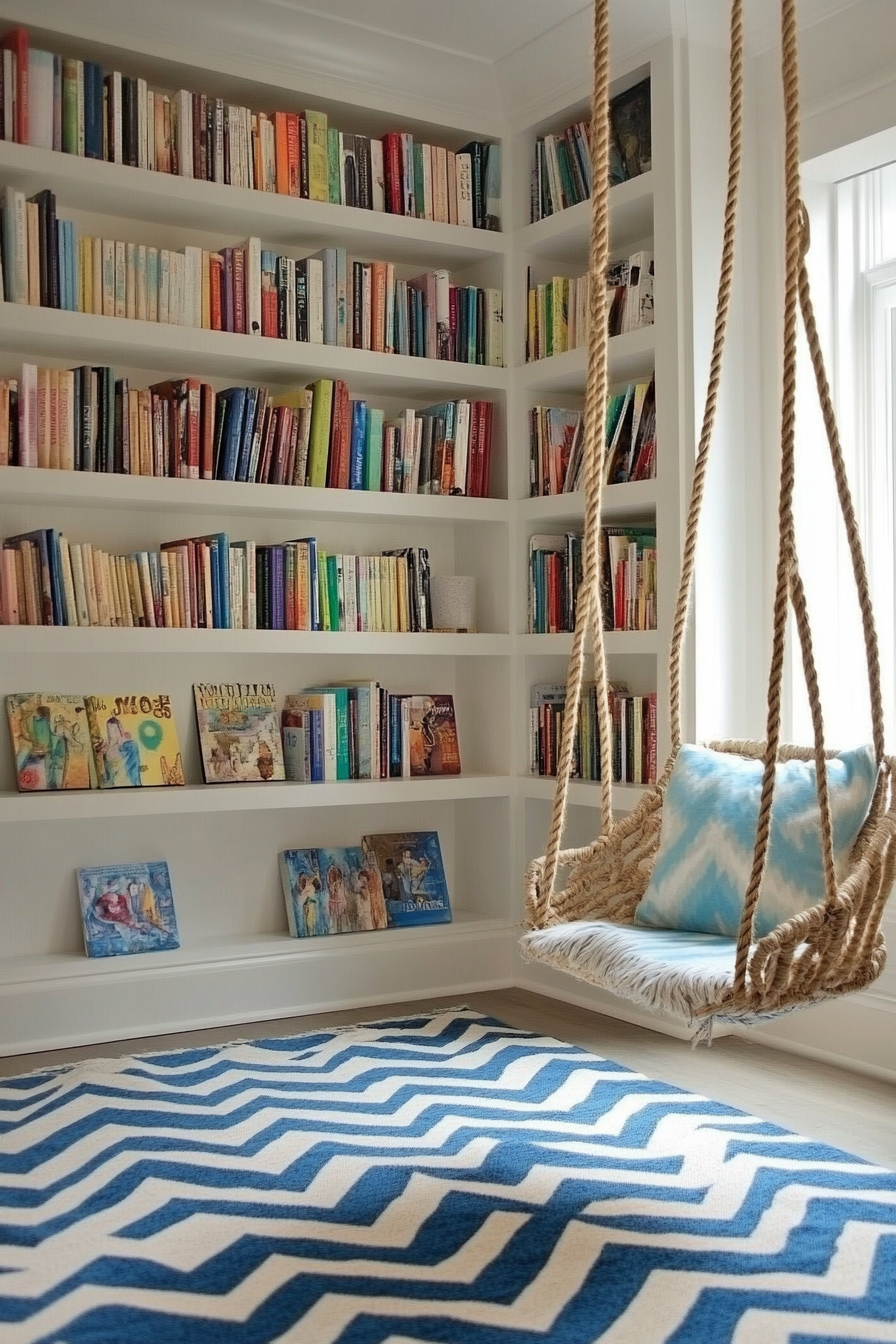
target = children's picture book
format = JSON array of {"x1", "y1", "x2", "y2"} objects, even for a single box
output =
[
  {"x1": 361, "y1": 832, "x2": 452, "y2": 926},
  {"x1": 76, "y1": 861, "x2": 180, "y2": 957},
  {"x1": 193, "y1": 683, "x2": 285, "y2": 783},
  {"x1": 405, "y1": 694, "x2": 462, "y2": 776},
  {"x1": 6, "y1": 693, "x2": 95, "y2": 791},
  {"x1": 85, "y1": 694, "x2": 185, "y2": 788},
  {"x1": 279, "y1": 847, "x2": 388, "y2": 938}
]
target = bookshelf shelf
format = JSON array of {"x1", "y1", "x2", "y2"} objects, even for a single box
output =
[
  {"x1": 522, "y1": 327, "x2": 655, "y2": 394},
  {"x1": 520, "y1": 172, "x2": 654, "y2": 263},
  {"x1": 0, "y1": 306, "x2": 509, "y2": 397},
  {"x1": 519, "y1": 776, "x2": 647, "y2": 814},
  {"x1": 519, "y1": 480, "x2": 658, "y2": 523},
  {"x1": 0, "y1": 909, "x2": 517, "y2": 989},
  {"x1": 0, "y1": 141, "x2": 509, "y2": 268},
  {"x1": 518, "y1": 631, "x2": 660, "y2": 655},
  {"x1": 0, "y1": 466, "x2": 512, "y2": 525},
  {"x1": 0, "y1": 773, "x2": 513, "y2": 823},
  {"x1": 0, "y1": 627, "x2": 512, "y2": 656}
]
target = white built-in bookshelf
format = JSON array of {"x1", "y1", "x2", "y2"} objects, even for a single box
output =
[{"x1": 0, "y1": 28, "x2": 687, "y2": 1054}]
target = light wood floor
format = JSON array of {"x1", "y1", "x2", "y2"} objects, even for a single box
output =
[{"x1": 2, "y1": 988, "x2": 893, "y2": 1167}]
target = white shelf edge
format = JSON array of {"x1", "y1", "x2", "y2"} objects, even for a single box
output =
[
  {"x1": 0, "y1": 627, "x2": 512, "y2": 655},
  {"x1": 0, "y1": 773, "x2": 514, "y2": 822},
  {"x1": 0, "y1": 910, "x2": 517, "y2": 989},
  {"x1": 517, "y1": 631, "x2": 660, "y2": 655},
  {"x1": 519, "y1": 172, "x2": 654, "y2": 257},
  {"x1": 0, "y1": 305, "x2": 508, "y2": 393},
  {"x1": 518, "y1": 481, "x2": 658, "y2": 522},
  {"x1": 0, "y1": 140, "x2": 508, "y2": 265},
  {"x1": 521, "y1": 327, "x2": 655, "y2": 391},
  {"x1": 518, "y1": 776, "x2": 648, "y2": 814},
  {"x1": 0, "y1": 466, "x2": 511, "y2": 524}
]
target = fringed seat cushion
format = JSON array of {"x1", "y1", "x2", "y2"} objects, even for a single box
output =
[{"x1": 520, "y1": 921, "x2": 738, "y2": 1022}]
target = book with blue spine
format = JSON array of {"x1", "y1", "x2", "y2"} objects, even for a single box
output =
[{"x1": 77, "y1": 861, "x2": 179, "y2": 957}]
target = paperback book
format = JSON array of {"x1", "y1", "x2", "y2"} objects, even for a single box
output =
[
  {"x1": 362, "y1": 831, "x2": 452, "y2": 926},
  {"x1": 76, "y1": 860, "x2": 179, "y2": 957},
  {"x1": 193, "y1": 682, "x2": 285, "y2": 783},
  {"x1": 6, "y1": 692, "x2": 94, "y2": 791},
  {"x1": 279, "y1": 847, "x2": 388, "y2": 938},
  {"x1": 404, "y1": 695, "x2": 461, "y2": 776},
  {"x1": 84, "y1": 693, "x2": 185, "y2": 787}
]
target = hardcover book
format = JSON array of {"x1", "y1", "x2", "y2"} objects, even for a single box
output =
[
  {"x1": 279, "y1": 846, "x2": 387, "y2": 938},
  {"x1": 84, "y1": 693, "x2": 185, "y2": 787},
  {"x1": 193, "y1": 683, "x2": 285, "y2": 783},
  {"x1": 362, "y1": 831, "x2": 452, "y2": 926},
  {"x1": 6, "y1": 692, "x2": 95, "y2": 791},
  {"x1": 76, "y1": 861, "x2": 180, "y2": 957},
  {"x1": 405, "y1": 694, "x2": 461, "y2": 776}
]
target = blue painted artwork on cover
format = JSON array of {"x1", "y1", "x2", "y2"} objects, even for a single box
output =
[
  {"x1": 76, "y1": 861, "x2": 179, "y2": 957},
  {"x1": 362, "y1": 831, "x2": 452, "y2": 927},
  {"x1": 279, "y1": 848, "x2": 387, "y2": 938}
]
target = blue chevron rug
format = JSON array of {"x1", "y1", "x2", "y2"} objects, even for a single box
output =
[{"x1": 0, "y1": 1008, "x2": 894, "y2": 1344}]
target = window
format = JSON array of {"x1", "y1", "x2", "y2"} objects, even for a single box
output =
[{"x1": 790, "y1": 160, "x2": 896, "y2": 750}]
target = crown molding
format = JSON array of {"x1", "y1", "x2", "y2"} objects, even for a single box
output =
[{"x1": 0, "y1": 0, "x2": 503, "y2": 132}]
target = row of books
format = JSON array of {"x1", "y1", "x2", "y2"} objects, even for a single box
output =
[
  {"x1": 531, "y1": 77, "x2": 652, "y2": 221},
  {"x1": 0, "y1": 190, "x2": 505, "y2": 366},
  {"x1": 0, "y1": 365, "x2": 495, "y2": 496},
  {"x1": 7, "y1": 685, "x2": 461, "y2": 794},
  {"x1": 525, "y1": 251, "x2": 654, "y2": 363},
  {"x1": 0, "y1": 529, "x2": 434, "y2": 633},
  {"x1": 528, "y1": 376, "x2": 656, "y2": 497},
  {"x1": 0, "y1": 27, "x2": 499, "y2": 230},
  {"x1": 74, "y1": 831, "x2": 451, "y2": 960},
  {"x1": 529, "y1": 683, "x2": 658, "y2": 784},
  {"x1": 528, "y1": 527, "x2": 658, "y2": 634}
]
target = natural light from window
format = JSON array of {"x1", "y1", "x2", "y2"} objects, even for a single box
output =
[{"x1": 792, "y1": 160, "x2": 896, "y2": 752}]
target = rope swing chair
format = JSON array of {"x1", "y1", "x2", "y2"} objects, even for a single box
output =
[{"x1": 521, "y1": 0, "x2": 896, "y2": 1037}]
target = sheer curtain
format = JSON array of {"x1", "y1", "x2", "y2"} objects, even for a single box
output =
[{"x1": 790, "y1": 163, "x2": 896, "y2": 751}]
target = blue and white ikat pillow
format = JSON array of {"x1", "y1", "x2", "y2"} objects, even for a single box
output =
[{"x1": 635, "y1": 743, "x2": 878, "y2": 939}]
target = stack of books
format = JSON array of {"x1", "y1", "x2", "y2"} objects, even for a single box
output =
[
  {"x1": 0, "y1": 26, "x2": 500, "y2": 230},
  {"x1": 528, "y1": 532, "x2": 583, "y2": 634},
  {"x1": 531, "y1": 77, "x2": 652, "y2": 221},
  {"x1": 529, "y1": 681, "x2": 657, "y2": 784},
  {"x1": 0, "y1": 192, "x2": 505, "y2": 366},
  {"x1": 282, "y1": 688, "x2": 461, "y2": 782},
  {"x1": 526, "y1": 251, "x2": 653, "y2": 363},
  {"x1": 600, "y1": 527, "x2": 657, "y2": 632},
  {"x1": 0, "y1": 529, "x2": 435, "y2": 633},
  {"x1": 0, "y1": 366, "x2": 495, "y2": 497},
  {"x1": 528, "y1": 378, "x2": 656, "y2": 496}
]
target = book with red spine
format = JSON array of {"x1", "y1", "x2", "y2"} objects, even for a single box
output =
[
  {"x1": 326, "y1": 380, "x2": 351, "y2": 490},
  {"x1": 382, "y1": 133, "x2": 403, "y2": 215},
  {"x1": 1, "y1": 28, "x2": 28, "y2": 144},
  {"x1": 209, "y1": 252, "x2": 223, "y2": 331},
  {"x1": 273, "y1": 111, "x2": 289, "y2": 194},
  {"x1": 200, "y1": 381, "x2": 215, "y2": 480}
]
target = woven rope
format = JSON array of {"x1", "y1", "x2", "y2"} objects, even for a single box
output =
[{"x1": 524, "y1": 0, "x2": 895, "y2": 1023}]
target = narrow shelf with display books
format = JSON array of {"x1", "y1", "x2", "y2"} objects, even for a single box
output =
[{"x1": 0, "y1": 21, "x2": 691, "y2": 1053}]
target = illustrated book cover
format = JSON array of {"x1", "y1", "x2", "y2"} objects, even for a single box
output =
[
  {"x1": 6, "y1": 693, "x2": 95, "y2": 791},
  {"x1": 279, "y1": 846, "x2": 388, "y2": 938},
  {"x1": 361, "y1": 831, "x2": 452, "y2": 926},
  {"x1": 193, "y1": 683, "x2": 285, "y2": 783},
  {"x1": 76, "y1": 861, "x2": 180, "y2": 958},
  {"x1": 84, "y1": 694, "x2": 185, "y2": 788},
  {"x1": 405, "y1": 694, "x2": 461, "y2": 776}
]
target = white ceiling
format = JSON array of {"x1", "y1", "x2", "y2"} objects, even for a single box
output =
[{"x1": 257, "y1": 0, "x2": 868, "y2": 63}]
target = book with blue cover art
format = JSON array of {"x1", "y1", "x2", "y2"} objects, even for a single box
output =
[
  {"x1": 361, "y1": 831, "x2": 452, "y2": 927},
  {"x1": 279, "y1": 846, "x2": 387, "y2": 938},
  {"x1": 76, "y1": 861, "x2": 179, "y2": 957}
]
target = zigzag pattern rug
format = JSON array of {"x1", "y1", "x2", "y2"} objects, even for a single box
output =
[{"x1": 0, "y1": 1008, "x2": 894, "y2": 1343}]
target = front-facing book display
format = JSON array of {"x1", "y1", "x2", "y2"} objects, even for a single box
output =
[
  {"x1": 76, "y1": 861, "x2": 179, "y2": 957},
  {"x1": 193, "y1": 683, "x2": 285, "y2": 783},
  {"x1": 85, "y1": 693, "x2": 185, "y2": 787}
]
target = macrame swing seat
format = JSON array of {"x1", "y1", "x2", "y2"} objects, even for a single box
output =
[{"x1": 521, "y1": 0, "x2": 896, "y2": 1035}]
